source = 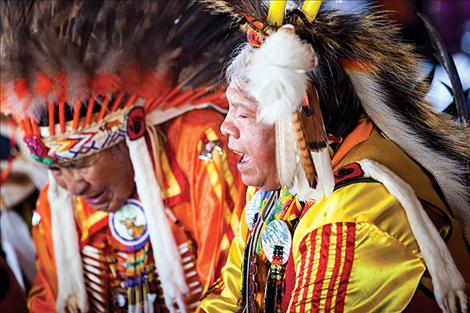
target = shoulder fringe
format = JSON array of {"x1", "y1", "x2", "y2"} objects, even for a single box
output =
[
  {"x1": 347, "y1": 70, "x2": 470, "y2": 242},
  {"x1": 359, "y1": 159, "x2": 468, "y2": 313}
]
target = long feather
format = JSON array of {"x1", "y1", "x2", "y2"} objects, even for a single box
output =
[
  {"x1": 291, "y1": 111, "x2": 316, "y2": 186},
  {"x1": 419, "y1": 13, "x2": 468, "y2": 127},
  {"x1": 311, "y1": 149, "x2": 334, "y2": 197},
  {"x1": 275, "y1": 117, "x2": 298, "y2": 187}
]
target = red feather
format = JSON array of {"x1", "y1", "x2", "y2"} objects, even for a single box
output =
[
  {"x1": 91, "y1": 73, "x2": 120, "y2": 96},
  {"x1": 139, "y1": 72, "x2": 170, "y2": 100},
  {"x1": 14, "y1": 78, "x2": 29, "y2": 100},
  {"x1": 35, "y1": 72, "x2": 54, "y2": 98},
  {"x1": 55, "y1": 72, "x2": 68, "y2": 103}
]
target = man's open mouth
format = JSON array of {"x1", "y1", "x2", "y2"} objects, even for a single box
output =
[{"x1": 84, "y1": 191, "x2": 106, "y2": 205}]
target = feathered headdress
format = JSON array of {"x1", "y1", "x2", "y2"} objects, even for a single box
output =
[
  {"x1": 0, "y1": 0, "x2": 239, "y2": 163},
  {"x1": 204, "y1": 0, "x2": 469, "y2": 311},
  {"x1": 1, "y1": 1, "x2": 240, "y2": 312}
]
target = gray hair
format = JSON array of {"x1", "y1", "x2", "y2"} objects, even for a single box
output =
[{"x1": 225, "y1": 44, "x2": 254, "y2": 90}]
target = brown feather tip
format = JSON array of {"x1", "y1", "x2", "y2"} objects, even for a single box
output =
[
  {"x1": 300, "y1": 84, "x2": 327, "y2": 152},
  {"x1": 292, "y1": 111, "x2": 317, "y2": 187}
]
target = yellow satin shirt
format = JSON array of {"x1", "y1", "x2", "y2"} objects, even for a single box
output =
[{"x1": 201, "y1": 121, "x2": 469, "y2": 313}]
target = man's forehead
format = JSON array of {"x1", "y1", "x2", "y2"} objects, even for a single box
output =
[
  {"x1": 54, "y1": 158, "x2": 88, "y2": 168},
  {"x1": 54, "y1": 150, "x2": 101, "y2": 167},
  {"x1": 226, "y1": 84, "x2": 258, "y2": 111}
]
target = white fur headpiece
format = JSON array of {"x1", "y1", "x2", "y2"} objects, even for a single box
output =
[
  {"x1": 246, "y1": 24, "x2": 317, "y2": 124},
  {"x1": 240, "y1": 24, "x2": 333, "y2": 200}
]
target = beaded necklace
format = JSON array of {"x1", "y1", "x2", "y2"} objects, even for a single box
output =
[{"x1": 241, "y1": 188, "x2": 303, "y2": 312}]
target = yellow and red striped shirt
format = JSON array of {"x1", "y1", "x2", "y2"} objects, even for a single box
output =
[{"x1": 201, "y1": 122, "x2": 470, "y2": 313}]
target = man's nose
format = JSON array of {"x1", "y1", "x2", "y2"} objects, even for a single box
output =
[
  {"x1": 70, "y1": 179, "x2": 90, "y2": 196},
  {"x1": 220, "y1": 117, "x2": 239, "y2": 139},
  {"x1": 62, "y1": 170, "x2": 90, "y2": 196}
]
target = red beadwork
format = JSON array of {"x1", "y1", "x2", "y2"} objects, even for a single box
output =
[
  {"x1": 127, "y1": 106, "x2": 146, "y2": 140},
  {"x1": 244, "y1": 16, "x2": 268, "y2": 48},
  {"x1": 23, "y1": 135, "x2": 50, "y2": 158}
]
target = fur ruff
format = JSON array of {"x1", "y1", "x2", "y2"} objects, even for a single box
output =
[
  {"x1": 246, "y1": 25, "x2": 316, "y2": 125},
  {"x1": 360, "y1": 159, "x2": 468, "y2": 313},
  {"x1": 347, "y1": 70, "x2": 470, "y2": 242}
]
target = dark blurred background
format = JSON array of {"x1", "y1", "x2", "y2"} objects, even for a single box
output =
[
  {"x1": 0, "y1": 1, "x2": 468, "y2": 311},
  {"x1": 325, "y1": 0, "x2": 470, "y2": 112}
]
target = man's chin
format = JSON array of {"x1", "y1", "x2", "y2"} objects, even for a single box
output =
[
  {"x1": 88, "y1": 201, "x2": 120, "y2": 213},
  {"x1": 92, "y1": 195, "x2": 132, "y2": 213},
  {"x1": 242, "y1": 174, "x2": 280, "y2": 191},
  {"x1": 106, "y1": 199, "x2": 128, "y2": 213},
  {"x1": 241, "y1": 174, "x2": 257, "y2": 188},
  {"x1": 88, "y1": 202, "x2": 110, "y2": 212},
  {"x1": 242, "y1": 175, "x2": 265, "y2": 189}
]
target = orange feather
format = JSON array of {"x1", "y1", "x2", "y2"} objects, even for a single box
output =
[{"x1": 48, "y1": 101, "x2": 55, "y2": 136}]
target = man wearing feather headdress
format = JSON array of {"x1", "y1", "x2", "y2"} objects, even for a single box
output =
[
  {"x1": 0, "y1": 1, "x2": 247, "y2": 312},
  {"x1": 200, "y1": 1, "x2": 470, "y2": 312}
]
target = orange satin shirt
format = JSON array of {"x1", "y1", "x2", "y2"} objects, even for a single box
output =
[{"x1": 28, "y1": 109, "x2": 246, "y2": 312}]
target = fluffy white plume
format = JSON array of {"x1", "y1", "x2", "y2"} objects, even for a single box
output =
[{"x1": 246, "y1": 24, "x2": 316, "y2": 125}]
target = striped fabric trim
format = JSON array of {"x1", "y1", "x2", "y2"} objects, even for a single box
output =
[
  {"x1": 324, "y1": 223, "x2": 343, "y2": 312},
  {"x1": 289, "y1": 223, "x2": 356, "y2": 313},
  {"x1": 335, "y1": 223, "x2": 356, "y2": 313},
  {"x1": 292, "y1": 229, "x2": 318, "y2": 308}
]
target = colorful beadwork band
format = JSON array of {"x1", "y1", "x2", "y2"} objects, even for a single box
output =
[{"x1": 23, "y1": 106, "x2": 145, "y2": 164}]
